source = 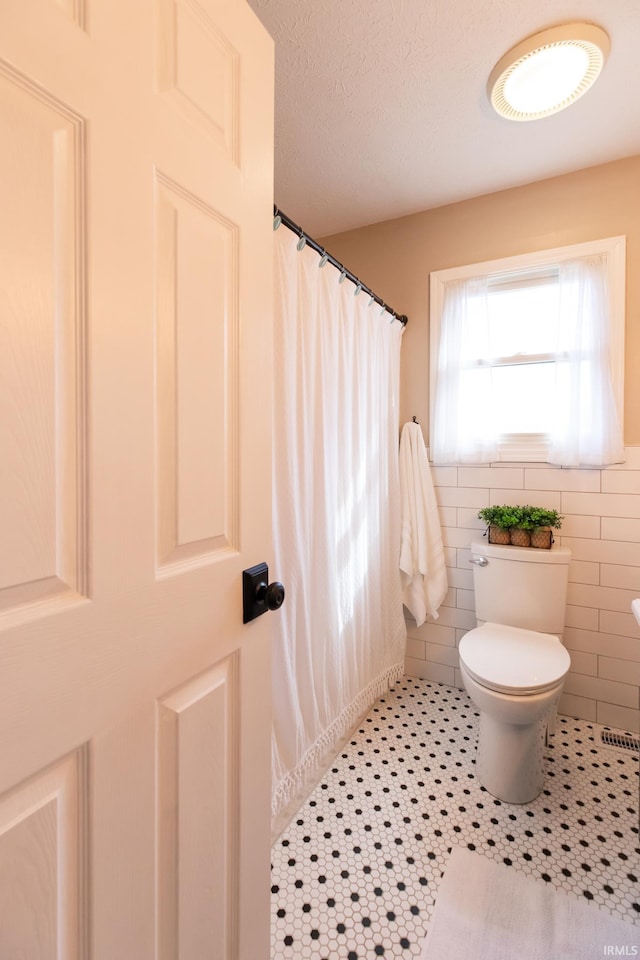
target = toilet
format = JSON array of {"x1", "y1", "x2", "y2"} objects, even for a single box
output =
[{"x1": 459, "y1": 539, "x2": 572, "y2": 804}]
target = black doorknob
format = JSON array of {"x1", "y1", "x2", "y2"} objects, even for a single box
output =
[
  {"x1": 243, "y1": 562, "x2": 286, "y2": 623},
  {"x1": 258, "y1": 580, "x2": 284, "y2": 610}
]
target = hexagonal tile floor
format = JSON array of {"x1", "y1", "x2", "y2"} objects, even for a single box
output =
[{"x1": 271, "y1": 678, "x2": 639, "y2": 959}]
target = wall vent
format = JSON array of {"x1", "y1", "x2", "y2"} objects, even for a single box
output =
[{"x1": 600, "y1": 729, "x2": 640, "y2": 753}]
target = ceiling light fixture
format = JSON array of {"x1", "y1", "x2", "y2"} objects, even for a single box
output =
[{"x1": 488, "y1": 23, "x2": 610, "y2": 122}]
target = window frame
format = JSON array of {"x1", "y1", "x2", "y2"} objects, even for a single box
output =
[{"x1": 429, "y1": 236, "x2": 626, "y2": 463}]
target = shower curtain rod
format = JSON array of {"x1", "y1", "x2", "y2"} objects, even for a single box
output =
[{"x1": 274, "y1": 205, "x2": 408, "y2": 326}]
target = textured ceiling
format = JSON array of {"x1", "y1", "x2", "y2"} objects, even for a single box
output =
[{"x1": 247, "y1": 0, "x2": 640, "y2": 237}]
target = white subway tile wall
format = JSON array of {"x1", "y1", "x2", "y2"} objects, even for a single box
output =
[{"x1": 404, "y1": 447, "x2": 640, "y2": 733}]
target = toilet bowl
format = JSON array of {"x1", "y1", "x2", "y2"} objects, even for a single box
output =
[
  {"x1": 459, "y1": 622, "x2": 570, "y2": 803},
  {"x1": 461, "y1": 540, "x2": 572, "y2": 804}
]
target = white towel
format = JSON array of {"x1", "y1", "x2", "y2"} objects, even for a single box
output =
[{"x1": 399, "y1": 421, "x2": 448, "y2": 626}]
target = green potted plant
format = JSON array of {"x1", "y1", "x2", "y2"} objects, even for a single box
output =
[
  {"x1": 516, "y1": 505, "x2": 563, "y2": 548},
  {"x1": 476, "y1": 505, "x2": 521, "y2": 545},
  {"x1": 477, "y1": 505, "x2": 563, "y2": 549}
]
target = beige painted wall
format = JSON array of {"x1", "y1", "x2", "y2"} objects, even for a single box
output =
[{"x1": 321, "y1": 155, "x2": 640, "y2": 444}]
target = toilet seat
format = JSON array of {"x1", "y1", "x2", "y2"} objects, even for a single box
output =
[{"x1": 459, "y1": 622, "x2": 570, "y2": 696}]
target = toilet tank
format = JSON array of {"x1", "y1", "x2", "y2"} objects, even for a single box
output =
[{"x1": 470, "y1": 540, "x2": 571, "y2": 635}]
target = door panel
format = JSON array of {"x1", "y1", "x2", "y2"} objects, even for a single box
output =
[
  {"x1": 0, "y1": 749, "x2": 88, "y2": 959},
  {"x1": 155, "y1": 172, "x2": 239, "y2": 569},
  {"x1": 158, "y1": 657, "x2": 238, "y2": 959},
  {"x1": 0, "y1": 60, "x2": 87, "y2": 616},
  {"x1": 0, "y1": 1, "x2": 274, "y2": 957},
  {"x1": 157, "y1": 0, "x2": 240, "y2": 162}
]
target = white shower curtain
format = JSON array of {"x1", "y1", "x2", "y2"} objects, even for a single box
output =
[{"x1": 272, "y1": 225, "x2": 407, "y2": 827}]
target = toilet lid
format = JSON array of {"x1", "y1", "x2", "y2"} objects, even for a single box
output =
[{"x1": 459, "y1": 622, "x2": 571, "y2": 695}]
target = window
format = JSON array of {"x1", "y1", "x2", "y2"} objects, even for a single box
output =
[{"x1": 429, "y1": 237, "x2": 625, "y2": 466}]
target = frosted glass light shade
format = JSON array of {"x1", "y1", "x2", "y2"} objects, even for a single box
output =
[{"x1": 488, "y1": 23, "x2": 610, "y2": 121}]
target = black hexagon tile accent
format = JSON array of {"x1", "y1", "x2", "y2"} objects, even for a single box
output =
[{"x1": 271, "y1": 679, "x2": 639, "y2": 958}]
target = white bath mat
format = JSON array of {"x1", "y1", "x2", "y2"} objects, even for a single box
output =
[{"x1": 421, "y1": 847, "x2": 639, "y2": 960}]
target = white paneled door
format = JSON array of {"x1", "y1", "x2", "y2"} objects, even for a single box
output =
[{"x1": 0, "y1": 1, "x2": 274, "y2": 957}]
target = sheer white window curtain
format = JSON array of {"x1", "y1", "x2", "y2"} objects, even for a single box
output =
[
  {"x1": 431, "y1": 254, "x2": 624, "y2": 467},
  {"x1": 431, "y1": 277, "x2": 498, "y2": 464},
  {"x1": 548, "y1": 255, "x2": 624, "y2": 466},
  {"x1": 272, "y1": 226, "x2": 407, "y2": 831}
]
